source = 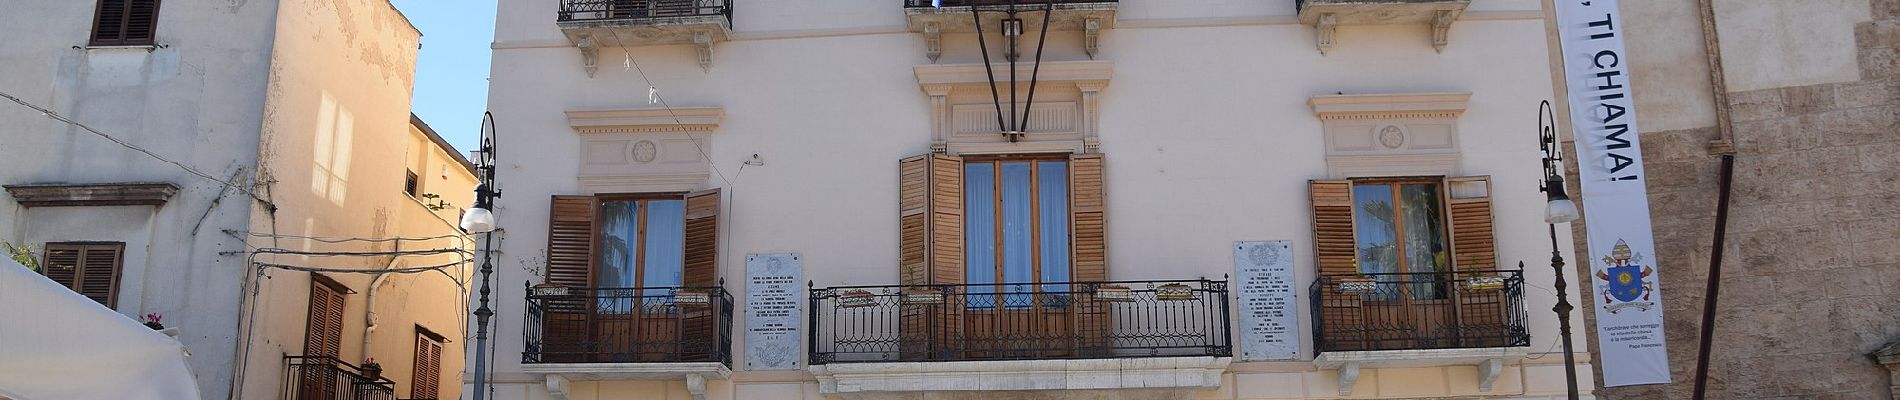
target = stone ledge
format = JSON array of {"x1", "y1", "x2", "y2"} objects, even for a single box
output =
[
  {"x1": 1316, "y1": 346, "x2": 1530, "y2": 395},
  {"x1": 525, "y1": 362, "x2": 731, "y2": 400},
  {"x1": 809, "y1": 356, "x2": 1230, "y2": 398},
  {"x1": 3, "y1": 182, "x2": 180, "y2": 207}
]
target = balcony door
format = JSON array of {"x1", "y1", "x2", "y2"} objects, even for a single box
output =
[
  {"x1": 962, "y1": 158, "x2": 1076, "y2": 359},
  {"x1": 594, "y1": 196, "x2": 686, "y2": 362},
  {"x1": 1349, "y1": 179, "x2": 1456, "y2": 350}
]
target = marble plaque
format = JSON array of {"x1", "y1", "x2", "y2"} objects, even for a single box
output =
[
  {"x1": 1235, "y1": 241, "x2": 1299, "y2": 361},
  {"x1": 745, "y1": 253, "x2": 803, "y2": 370}
]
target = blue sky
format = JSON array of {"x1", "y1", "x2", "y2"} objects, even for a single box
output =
[{"x1": 393, "y1": 0, "x2": 496, "y2": 153}]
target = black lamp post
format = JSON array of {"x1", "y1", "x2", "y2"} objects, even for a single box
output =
[
  {"x1": 1538, "y1": 100, "x2": 1583, "y2": 400},
  {"x1": 461, "y1": 112, "x2": 501, "y2": 400}
]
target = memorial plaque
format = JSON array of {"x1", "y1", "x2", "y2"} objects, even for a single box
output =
[
  {"x1": 745, "y1": 253, "x2": 803, "y2": 370},
  {"x1": 1235, "y1": 241, "x2": 1299, "y2": 361}
]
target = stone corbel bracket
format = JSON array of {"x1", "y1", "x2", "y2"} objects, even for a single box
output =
[
  {"x1": 693, "y1": 31, "x2": 714, "y2": 71},
  {"x1": 924, "y1": 22, "x2": 942, "y2": 62},
  {"x1": 1315, "y1": 13, "x2": 1337, "y2": 55},
  {"x1": 1432, "y1": 10, "x2": 1456, "y2": 53},
  {"x1": 1083, "y1": 18, "x2": 1101, "y2": 58},
  {"x1": 577, "y1": 35, "x2": 599, "y2": 78},
  {"x1": 1297, "y1": 0, "x2": 1468, "y2": 54}
]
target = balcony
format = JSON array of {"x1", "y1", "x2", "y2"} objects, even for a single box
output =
[
  {"x1": 523, "y1": 286, "x2": 733, "y2": 399},
  {"x1": 808, "y1": 280, "x2": 1231, "y2": 397},
  {"x1": 283, "y1": 356, "x2": 397, "y2": 400},
  {"x1": 1309, "y1": 270, "x2": 1530, "y2": 394},
  {"x1": 903, "y1": 0, "x2": 1118, "y2": 60},
  {"x1": 555, "y1": 0, "x2": 733, "y2": 74},
  {"x1": 1295, "y1": 0, "x2": 1469, "y2": 54}
]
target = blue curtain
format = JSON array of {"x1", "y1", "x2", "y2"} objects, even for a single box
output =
[
  {"x1": 598, "y1": 200, "x2": 640, "y2": 311},
  {"x1": 1037, "y1": 161, "x2": 1070, "y2": 294},
  {"x1": 644, "y1": 200, "x2": 686, "y2": 300},
  {"x1": 964, "y1": 163, "x2": 996, "y2": 308},
  {"x1": 1000, "y1": 162, "x2": 1034, "y2": 307}
]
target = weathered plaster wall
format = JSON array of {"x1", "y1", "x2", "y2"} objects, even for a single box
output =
[
  {"x1": 1580, "y1": 0, "x2": 1900, "y2": 398},
  {"x1": 483, "y1": 0, "x2": 1592, "y2": 398},
  {"x1": 0, "y1": 1, "x2": 283, "y2": 398}
]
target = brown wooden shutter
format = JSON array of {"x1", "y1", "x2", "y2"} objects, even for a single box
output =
[
  {"x1": 304, "y1": 278, "x2": 347, "y2": 358},
  {"x1": 412, "y1": 331, "x2": 443, "y2": 399},
  {"x1": 546, "y1": 196, "x2": 598, "y2": 289},
  {"x1": 898, "y1": 155, "x2": 930, "y2": 287},
  {"x1": 40, "y1": 243, "x2": 124, "y2": 307},
  {"x1": 90, "y1": 0, "x2": 160, "y2": 46},
  {"x1": 1309, "y1": 180, "x2": 1358, "y2": 276},
  {"x1": 1069, "y1": 154, "x2": 1106, "y2": 282},
  {"x1": 1445, "y1": 176, "x2": 1498, "y2": 271},
  {"x1": 898, "y1": 153, "x2": 964, "y2": 360},
  {"x1": 683, "y1": 188, "x2": 721, "y2": 288}
]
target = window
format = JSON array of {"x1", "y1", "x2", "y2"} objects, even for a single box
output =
[
  {"x1": 597, "y1": 196, "x2": 685, "y2": 309},
  {"x1": 89, "y1": 0, "x2": 160, "y2": 46},
  {"x1": 1350, "y1": 178, "x2": 1450, "y2": 300},
  {"x1": 541, "y1": 190, "x2": 720, "y2": 293},
  {"x1": 963, "y1": 158, "x2": 1070, "y2": 307},
  {"x1": 412, "y1": 328, "x2": 444, "y2": 399},
  {"x1": 301, "y1": 276, "x2": 347, "y2": 399},
  {"x1": 40, "y1": 242, "x2": 125, "y2": 307},
  {"x1": 404, "y1": 170, "x2": 420, "y2": 198}
]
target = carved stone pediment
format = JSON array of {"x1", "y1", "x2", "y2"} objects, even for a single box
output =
[
  {"x1": 1309, "y1": 92, "x2": 1470, "y2": 178},
  {"x1": 566, "y1": 107, "x2": 723, "y2": 193},
  {"x1": 914, "y1": 61, "x2": 1112, "y2": 155}
]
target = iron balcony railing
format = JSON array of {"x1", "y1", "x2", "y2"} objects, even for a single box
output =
[
  {"x1": 558, "y1": 0, "x2": 732, "y2": 24},
  {"x1": 523, "y1": 285, "x2": 734, "y2": 365},
  {"x1": 283, "y1": 356, "x2": 396, "y2": 400},
  {"x1": 905, "y1": 0, "x2": 1117, "y2": 7},
  {"x1": 809, "y1": 279, "x2": 1231, "y2": 364},
  {"x1": 1310, "y1": 270, "x2": 1529, "y2": 352}
]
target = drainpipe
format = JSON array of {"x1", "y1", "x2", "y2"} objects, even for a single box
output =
[
  {"x1": 1692, "y1": 0, "x2": 1738, "y2": 397},
  {"x1": 362, "y1": 239, "x2": 402, "y2": 363}
]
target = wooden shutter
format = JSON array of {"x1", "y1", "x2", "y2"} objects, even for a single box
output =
[
  {"x1": 412, "y1": 330, "x2": 443, "y2": 399},
  {"x1": 1309, "y1": 180, "x2": 1358, "y2": 276},
  {"x1": 546, "y1": 196, "x2": 598, "y2": 289},
  {"x1": 1069, "y1": 154, "x2": 1106, "y2": 282},
  {"x1": 682, "y1": 188, "x2": 720, "y2": 288},
  {"x1": 40, "y1": 243, "x2": 124, "y2": 307},
  {"x1": 90, "y1": 0, "x2": 160, "y2": 46},
  {"x1": 304, "y1": 277, "x2": 347, "y2": 358},
  {"x1": 898, "y1": 153, "x2": 963, "y2": 360},
  {"x1": 1445, "y1": 176, "x2": 1498, "y2": 271}
]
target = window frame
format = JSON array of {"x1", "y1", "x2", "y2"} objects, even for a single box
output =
[
  {"x1": 1346, "y1": 176, "x2": 1453, "y2": 277},
  {"x1": 592, "y1": 192, "x2": 690, "y2": 290},
  {"x1": 962, "y1": 154, "x2": 1072, "y2": 308},
  {"x1": 412, "y1": 326, "x2": 446, "y2": 399},
  {"x1": 39, "y1": 241, "x2": 126, "y2": 308},
  {"x1": 88, "y1": 0, "x2": 161, "y2": 47}
]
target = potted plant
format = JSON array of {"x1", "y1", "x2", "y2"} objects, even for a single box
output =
[
  {"x1": 140, "y1": 313, "x2": 165, "y2": 330},
  {"x1": 360, "y1": 358, "x2": 383, "y2": 380}
]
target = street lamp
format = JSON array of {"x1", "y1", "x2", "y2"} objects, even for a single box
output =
[
  {"x1": 1538, "y1": 100, "x2": 1582, "y2": 400},
  {"x1": 466, "y1": 111, "x2": 501, "y2": 400}
]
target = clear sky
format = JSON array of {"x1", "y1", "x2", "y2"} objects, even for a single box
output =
[{"x1": 393, "y1": 0, "x2": 496, "y2": 154}]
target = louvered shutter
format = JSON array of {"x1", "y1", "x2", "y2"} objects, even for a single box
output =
[
  {"x1": 412, "y1": 333, "x2": 442, "y2": 399},
  {"x1": 1069, "y1": 154, "x2": 1106, "y2": 282},
  {"x1": 1309, "y1": 180, "x2": 1358, "y2": 276},
  {"x1": 304, "y1": 279, "x2": 346, "y2": 358},
  {"x1": 898, "y1": 153, "x2": 964, "y2": 360},
  {"x1": 40, "y1": 243, "x2": 124, "y2": 307},
  {"x1": 1446, "y1": 176, "x2": 1497, "y2": 271},
  {"x1": 681, "y1": 188, "x2": 721, "y2": 361},
  {"x1": 542, "y1": 196, "x2": 597, "y2": 362},
  {"x1": 90, "y1": 0, "x2": 160, "y2": 46}
]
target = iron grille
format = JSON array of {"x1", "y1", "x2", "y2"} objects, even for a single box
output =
[
  {"x1": 809, "y1": 279, "x2": 1231, "y2": 364},
  {"x1": 523, "y1": 285, "x2": 734, "y2": 366},
  {"x1": 1310, "y1": 270, "x2": 1531, "y2": 352},
  {"x1": 904, "y1": 0, "x2": 1118, "y2": 7},
  {"x1": 282, "y1": 356, "x2": 396, "y2": 400},
  {"x1": 558, "y1": 0, "x2": 731, "y2": 23}
]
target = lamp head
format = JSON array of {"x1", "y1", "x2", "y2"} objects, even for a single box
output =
[{"x1": 461, "y1": 207, "x2": 497, "y2": 233}]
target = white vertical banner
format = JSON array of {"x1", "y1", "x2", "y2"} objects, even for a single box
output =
[
  {"x1": 1553, "y1": 0, "x2": 1672, "y2": 387},
  {"x1": 1234, "y1": 241, "x2": 1299, "y2": 361},
  {"x1": 745, "y1": 253, "x2": 803, "y2": 370}
]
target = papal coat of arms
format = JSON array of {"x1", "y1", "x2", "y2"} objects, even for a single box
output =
[{"x1": 1595, "y1": 239, "x2": 1655, "y2": 313}]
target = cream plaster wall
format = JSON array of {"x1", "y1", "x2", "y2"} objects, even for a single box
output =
[
  {"x1": 1713, "y1": 0, "x2": 1874, "y2": 92},
  {"x1": 483, "y1": 1, "x2": 1590, "y2": 399}
]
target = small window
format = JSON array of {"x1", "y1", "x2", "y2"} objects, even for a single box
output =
[
  {"x1": 404, "y1": 170, "x2": 420, "y2": 198},
  {"x1": 596, "y1": 195, "x2": 687, "y2": 310},
  {"x1": 412, "y1": 328, "x2": 445, "y2": 399},
  {"x1": 90, "y1": 0, "x2": 161, "y2": 46},
  {"x1": 40, "y1": 242, "x2": 125, "y2": 307}
]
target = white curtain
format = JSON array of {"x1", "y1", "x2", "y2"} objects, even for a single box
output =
[{"x1": 0, "y1": 258, "x2": 201, "y2": 400}]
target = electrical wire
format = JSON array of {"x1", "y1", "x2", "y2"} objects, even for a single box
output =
[
  {"x1": 604, "y1": 29, "x2": 733, "y2": 188},
  {"x1": 0, "y1": 89, "x2": 271, "y2": 205}
]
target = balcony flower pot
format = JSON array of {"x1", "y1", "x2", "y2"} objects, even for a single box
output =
[
  {"x1": 838, "y1": 289, "x2": 877, "y2": 308},
  {"x1": 1465, "y1": 276, "x2": 1506, "y2": 291},
  {"x1": 1093, "y1": 285, "x2": 1133, "y2": 302},
  {"x1": 361, "y1": 359, "x2": 383, "y2": 381},
  {"x1": 674, "y1": 289, "x2": 711, "y2": 307},
  {"x1": 532, "y1": 283, "x2": 570, "y2": 296},
  {"x1": 1155, "y1": 283, "x2": 1197, "y2": 301},
  {"x1": 900, "y1": 289, "x2": 944, "y2": 305},
  {"x1": 1337, "y1": 277, "x2": 1379, "y2": 295}
]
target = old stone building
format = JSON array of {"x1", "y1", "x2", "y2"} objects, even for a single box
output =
[{"x1": 1579, "y1": 0, "x2": 1900, "y2": 398}]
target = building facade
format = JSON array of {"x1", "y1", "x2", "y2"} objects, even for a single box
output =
[
  {"x1": 1578, "y1": 0, "x2": 1900, "y2": 398},
  {"x1": 480, "y1": 0, "x2": 1597, "y2": 399},
  {"x1": 0, "y1": 0, "x2": 477, "y2": 399}
]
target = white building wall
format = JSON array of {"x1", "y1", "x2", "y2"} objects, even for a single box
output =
[{"x1": 484, "y1": 1, "x2": 1592, "y2": 398}]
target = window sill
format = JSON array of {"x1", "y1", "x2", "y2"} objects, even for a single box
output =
[
  {"x1": 1314, "y1": 346, "x2": 1529, "y2": 395},
  {"x1": 527, "y1": 362, "x2": 728, "y2": 400},
  {"x1": 82, "y1": 44, "x2": 161, "y2": 51},
  {"x1": 810, "y1": 356, "x2": 1230, "y2": 398}
]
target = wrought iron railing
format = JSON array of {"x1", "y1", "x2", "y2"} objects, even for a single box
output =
[
  {"x1": 558, "y1": 0, "x2": 732, "y2": 23},
  {"x1": 523, "y1": 285, "x2": 734, "y2": 365},
  {"x1": 1310, "y1": 270, "x2": 1529, "y2": 352},
  {"x1": 283, "y1": 356, "x2": 396, "y2": 400},
  {"x1": 809, "y1": 279, "x2": 1230, "y2": 364},
  {"x1": 905, "y1": 0, "x2": 1118, "y2": 7}
]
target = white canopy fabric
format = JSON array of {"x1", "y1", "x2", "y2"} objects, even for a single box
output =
[{"x1": 0, "y1": 257, "x2": 202, "y2": 400}]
